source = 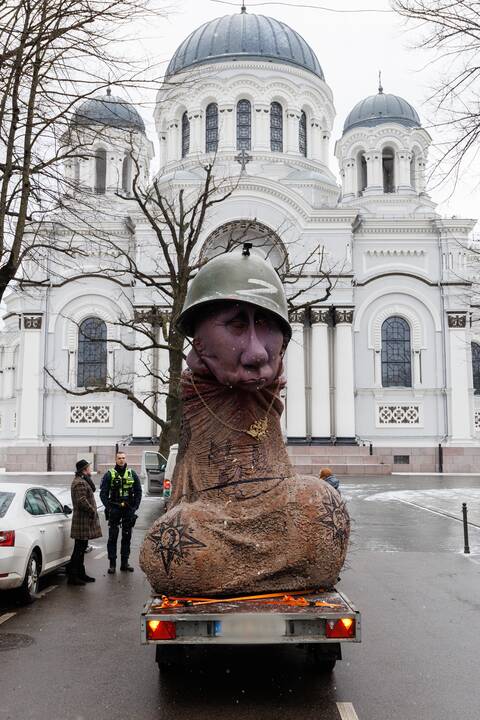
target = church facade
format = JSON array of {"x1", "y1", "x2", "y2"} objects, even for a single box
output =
[{"x1": 1, "y1": 8, "x2": 479, "y2": 473}]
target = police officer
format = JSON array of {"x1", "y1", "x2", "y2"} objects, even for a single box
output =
[{"x1": 100, "y1": 451, "x2": 142, "y2": 573}]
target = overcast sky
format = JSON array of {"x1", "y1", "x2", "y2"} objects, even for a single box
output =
[{"x1": 128, "y1": 0, "x2": 479, "y2": 229}]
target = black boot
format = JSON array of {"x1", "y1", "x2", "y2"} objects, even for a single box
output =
[
  {"x1": 80, "y1": 572, "x2": 96, "y2": 583},
  {"x1": 120, "y1": 560, "x2": 134, "y2": 572},
  {"x1": 67, "y1": 574, "x2": 86, "y2": 586},
  {"x1": 107, "y1": 560, "x2": 116, "y2": 574}
]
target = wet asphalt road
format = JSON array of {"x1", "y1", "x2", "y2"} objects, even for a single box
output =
[{"x1": 1, "y1": 473, "x2": 480, "y2": 720}]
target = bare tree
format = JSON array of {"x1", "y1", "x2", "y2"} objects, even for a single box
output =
[
  {"x1": 0, "y1": 0, "x2": 167, "y2": 301},
  {"x1": 47, "y1": 155, "x2": 344, "y2": 456},
  {"x1": 393, "y1": 0, "x2": 480, "y2": 185}
]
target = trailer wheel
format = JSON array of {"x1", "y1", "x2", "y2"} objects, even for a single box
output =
[
  {"x1": 155, "y1": 645, "x2": 185, "y2": 671},
  {"x1": 307, "y1": 643, "x2": 340, "y2": 673}
]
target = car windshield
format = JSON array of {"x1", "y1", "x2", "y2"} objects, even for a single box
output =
[{"x1": 0, "y1": 491, "x2": 15, "y2": 518}]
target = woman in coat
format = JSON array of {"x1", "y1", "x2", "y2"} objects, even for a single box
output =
[{"x1": 68, "y1": 459, "x2": 102, "y2": 586}]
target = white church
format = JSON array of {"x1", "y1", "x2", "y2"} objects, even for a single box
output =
[{"x1": 1, "y1": 6, "x2": 479, "y2": 474}]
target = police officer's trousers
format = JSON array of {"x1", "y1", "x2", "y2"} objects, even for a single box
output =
[{"x1": 107, "y1": 506, "x2": 134, "y2": 562}]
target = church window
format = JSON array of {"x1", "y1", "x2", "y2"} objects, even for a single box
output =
[
  {"x1": 299, "y1": 111, "x2": 307, "y2": 157},
  {"x1": 181, "y1": 111, "x2": 190, "y2": 158},
  {"x1": 270, "y1": 102, "x2": 283, "y2": 152},
  {"x1": 237, "y1": 99, "x2": 251, "y2": 151},
  {"x1": 381, "y1": 316, "x2": 412, "y2": 387},
  {"x1": 122, "y1": 153, "x2": 132, "y2": 194},
  {"x1": 357, "y1": 151, "x2": 367, "y2": 195},
  {"x1": 77, "y1": 317, "x2": 107, "y2": 388},
  {"x1": 95, "y1": 149, "x2": 107, "y2": 194},
  {"x1": 382, "y1": 146, "x2": 395, "y2": 193},
  {"x1": 472, "y1": 342, "x2": 480, "y2": 394},
  {"x1": 205, "y1": 103, "x2": 218, "y2": 153}
]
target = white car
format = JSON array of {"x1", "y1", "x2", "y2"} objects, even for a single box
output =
[{"x1": 0, "y1": 483, "x2": 74, "y2": 602}]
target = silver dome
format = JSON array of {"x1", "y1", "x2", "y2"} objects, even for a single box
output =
[
  {"x1": 73, "y1": 90, "x2": 145, "y2": 132},
  {"x1": 166, "y1": 11, "x2": 324, "y2": 79},
  {"x1": 343, "y1": 90, "x2": 420, "y2": 134}
]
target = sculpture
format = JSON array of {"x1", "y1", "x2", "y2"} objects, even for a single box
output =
[{"x1": 140, "y1": 247, "x2": 350, "y2": 596}]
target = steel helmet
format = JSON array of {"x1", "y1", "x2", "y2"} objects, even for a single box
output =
[{"x1": 176, "y1": 246, "x2": 291, "y2": 339}]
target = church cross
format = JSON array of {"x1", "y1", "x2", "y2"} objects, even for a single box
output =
[{"x1": 235, "y1": 148, "x2": 252, "y2": 173}]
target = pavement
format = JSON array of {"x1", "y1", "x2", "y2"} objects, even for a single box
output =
[{"x1": 0, "y1": 473, "x2": 479, "y2": 720}]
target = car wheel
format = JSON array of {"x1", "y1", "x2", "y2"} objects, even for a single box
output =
[{"x1": 18, "y1": 550, "x2": 41, "y2": 604}]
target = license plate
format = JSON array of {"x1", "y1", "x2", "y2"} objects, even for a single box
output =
[{"x1": 214, "y1": 615, "x2": 286, "y2": 641}]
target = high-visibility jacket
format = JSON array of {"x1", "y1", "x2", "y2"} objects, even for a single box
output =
[{"x1": 108, "y1": 467, "x2": 135, "y2": 504}]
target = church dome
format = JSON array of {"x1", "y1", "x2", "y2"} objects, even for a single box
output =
[
  {"x1": 73, "y1": 89, "x2": 145, "y2": 132},
  {"x1": 166, "y1": 9, "x2": 324, "y2": 79},
  {"x1": 343, "y1": 88, "x2": 420, "y2": 134}
]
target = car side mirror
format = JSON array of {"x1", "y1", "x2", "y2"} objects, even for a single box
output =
[{"x1": 63, "y1": 505, "x2": 72, "y2": 515}]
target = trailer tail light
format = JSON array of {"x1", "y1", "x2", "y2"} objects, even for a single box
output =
[
  {"x1": 0, "y1": 531, "x2": 15, "y2": 547},
  {"x1": 325, "y1": 618, "x2": 355, "y2": 639},
  {"x1": 146, "y1": 620, "x2": 176, "y2": 640}
]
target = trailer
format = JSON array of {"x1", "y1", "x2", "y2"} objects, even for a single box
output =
[{"x1": 141, "y1": 588, "x2": 361, "y2": 672}]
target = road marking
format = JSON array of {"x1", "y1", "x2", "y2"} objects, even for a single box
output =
[
  {"x1": 337, "y1": 702, "x2": 360, "y2": 720},
  {"x1": 94, "y1": 551, "x2": 108, "y2": 560},
  {"x1": 396, "y1": 498, "x2": 480, "y2": 528},
  {"x1": 0, "y1": 612, "x2": 16, "y2": 625},
  {"x1": 37, "y1": 585, "x2": 58, "y2": 599}
]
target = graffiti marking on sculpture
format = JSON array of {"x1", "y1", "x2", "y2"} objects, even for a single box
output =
[
  {"x1": 147, "y1": 515, "x2": 206, "y2": 575},
  {"x1": 317, "y1": 492, "x2": 350, "y2": 555}
]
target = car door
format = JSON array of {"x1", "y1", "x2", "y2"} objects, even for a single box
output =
[
  {"x1": 24, "y1": 489, "x2": 60, "y2": 569},
  {"x1": 40, "y1": 489, "x2": 72, "y2": 565}
]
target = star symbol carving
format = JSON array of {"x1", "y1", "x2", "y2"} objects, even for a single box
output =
[
  {"x1": 317, "y1": 491, "x2": 349, "y2": 553},
  {"x1": 147, "y1": 514, "x2": 206, "y2": 575}
]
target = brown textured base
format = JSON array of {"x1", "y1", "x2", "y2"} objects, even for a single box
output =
[{"x1": 140, "y1": 473, "x2": 349, "y2": 597}]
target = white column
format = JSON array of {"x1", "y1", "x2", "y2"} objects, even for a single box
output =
[
  {"x1": 18, "y1": 315, "x2": 43, "y2": 441},
  {"x1": 447, "y1": 312, "x2": 473, "y2": 441},
  {"x1": 320, "y1": 130, "x2": 330, "y2": 165},
  {"x1": 166, "y1": 119, "x2": 178, "y2": 163},
  {"x1": 343, "y1": 158, "x2": 356, "y2": 198},
  {"x1": 218, "y1": 104, "x2": 235, "y2": 151},
  {"x1": 189, "y1": 108, "x2": 203, "y2": 154},
  {"x1": 254, "y1": 103, "x2": 269, "y2": 151},
  {"x1": 286, "y1": 310, "x2": 306, "y2": 439},
  {"x1": 158, "y1": 130, "x2": 167, "y2": 169},
  {"x1": 131, "y1": 325, "x2": 154, "y2": 439},
  {"x1": 309, "y1": 118, "x2": 322, "y2": 162},
  {"x1": 334, "y1": 308, "x2": 355, "y2": 440},
  {"x1": 3, "y1": 348, "x2": 14, "y2": 398},
  {"x1": 286, "y1": 108, "x2": 300, "y2": 154},
  {"x1": 311, "y1": 309, "x2": 331, "y2": 439},
  {"x1": 397, "y1": 150, "x2": 413, "y2": 193},
  {"x1": 365, "y1": 153, "x2": 382, "y2": 193}
]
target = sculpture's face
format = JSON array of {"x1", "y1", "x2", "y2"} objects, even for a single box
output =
[{"x1": 190, "y1": 301, "x2": 286, "y2": 390}]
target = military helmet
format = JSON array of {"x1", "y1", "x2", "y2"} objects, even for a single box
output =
[{"x1": 176, "y1": 246, "x2": 291, "y2": 339}]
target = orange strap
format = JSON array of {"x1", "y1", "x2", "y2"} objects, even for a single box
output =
[{"x1": 158, "y1": 591, "x2": 341, "y2": 609}]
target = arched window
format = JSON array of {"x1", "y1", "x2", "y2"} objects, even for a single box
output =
[
  {"x1": 270, "y1": 102, "x2": 283, "y2": 152},
  {"x1": 472, "y1": 342, "x2": 480, "y2": 394},
  {"x1": 299, "y1": 111, "x2": 307, "y2": 157},
  {"x1": 122, "y1": 153, "x2": 132, "y2": 194},
  {"x1": 181, "y1": 111, "x2": 190, "y2": 158},
  {"x1": 77, "y1": 317, "x2": 107, "y2": 388},
  {"x1": 205, "y1": 103, "x2": 218, "y2": 153},
  {"x1": 236, "y1": 99, "x2": 251, "y2": 151},
  {"x1": 382, "y1": 146, "x2": 395, "y2": 193},
  {"x1": 381, "y1": 316, "x2": 412, "y2": 387},
  {"x1": 357, "y1": 151, "x2": 367, "y2": 195},
  {"x1": 95, "y1": 149, "x2": 106, "y2": 194}
]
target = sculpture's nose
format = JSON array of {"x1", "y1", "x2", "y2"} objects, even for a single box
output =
[{"x1": 241, "y1": 325, "x2": 269, "y2": 369}]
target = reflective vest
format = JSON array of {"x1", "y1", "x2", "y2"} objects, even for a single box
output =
[{"x1": 108, "y1": 468, "x2": 135, "y2": 504}]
